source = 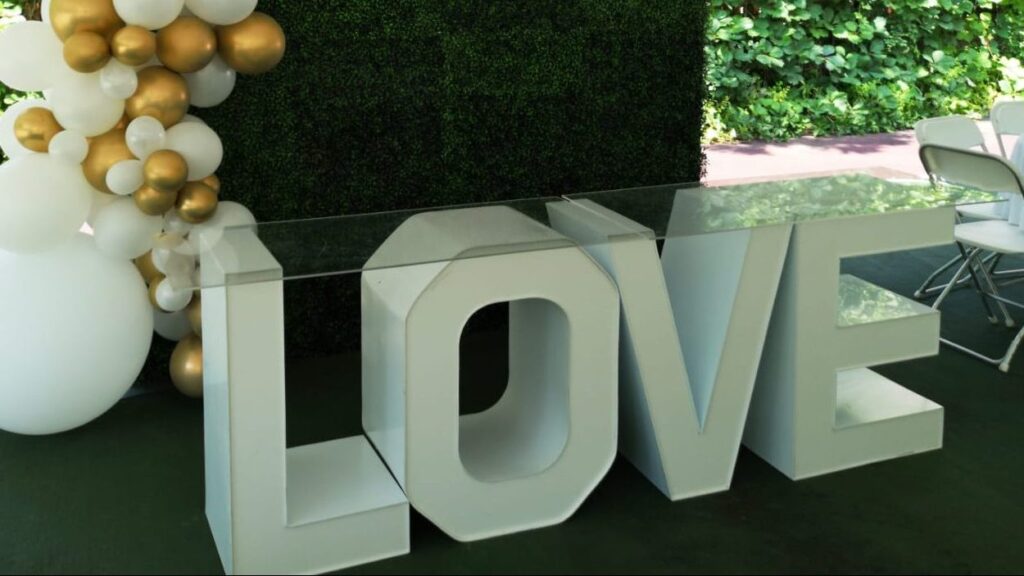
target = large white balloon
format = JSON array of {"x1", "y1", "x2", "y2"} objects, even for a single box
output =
[
  {"x1": 0, "y1": 154, "x2": 92, "y2": 254},
  {"x1": 0, "y1": 21, "x2": 63, "y2": 92},
  {"x1": 92, "y1": 198, "x2": 163, "y2": 260},
  {"x1": 154, "y1": 309, "x2": 193, "y2": 342},
  {"x1": 165, "y1": 121, "x2": 223, "y2": 180},
  {"x1": 113, "y1": 0, "x2": 186, "y2": 30},
  {"x1": 185, "y1": 55, "x2": 237, "y2": 108},
  {"x1": 87, "y1": 189, "x2": 117, "y2": 228},
  {"x1": 125, "y1": 116, "x2": 167, "y2": 160},
  {"x1": 0, "y1": 234, "x2": 153, "y2": 435},
  {"x1": 183, "y1": 0, "x2": 257, "y2": 25},
  {"x1": 49, "y1": 130, "x2": 90, "y2": 164},
  {"x1": 48, "y1": 71, "x2": 126, "y2": 137},
  {"x1": 0, "y1": 98, "x2": 49, "y2": 159},
  {"x1": 187, "y1": 201, "x2": 256, "y2": 254}
]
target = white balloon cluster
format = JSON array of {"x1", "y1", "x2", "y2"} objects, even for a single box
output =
[{"x1": 0, "y1": 0, "x2": 283, "y2": 434}]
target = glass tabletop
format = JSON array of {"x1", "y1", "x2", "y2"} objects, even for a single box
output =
[{"x1": 189, "y1": 168, "x2": 1004, "y2": 289}]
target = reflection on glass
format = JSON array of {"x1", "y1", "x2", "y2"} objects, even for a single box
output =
[
  {"x1": 836, "y1": 275, "x2": 932, "y2": 328},
  {"x1": 195, "y1": 171, "x2": 1004, "y2": 289}
]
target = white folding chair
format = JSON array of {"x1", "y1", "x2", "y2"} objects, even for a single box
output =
[
  {"x1": 991, "y1": 100, "x2": 1024, "y2": 159},
  {"x1": 988, "y1": 101, "x2": 1024, "y2": 281},
  {"x1": 920, "y1": 144, "x2": 1024, "y2": 373},
  {"x1": 914, "y1": 116, "x2": 1006, "y2": 299}
]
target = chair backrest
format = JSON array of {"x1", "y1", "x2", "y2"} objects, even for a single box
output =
[
  {"x1": 919, "y1": 144, "x2": 1024, "y2": 198},
  {"x1": 991, "y1": 100, "x2": 1024, "y2": 158},
  {"x1": 914, "y1": 116, "x2": 989, "y2": 152}
]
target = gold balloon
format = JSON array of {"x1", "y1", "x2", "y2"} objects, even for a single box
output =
[
  {"x1": 144, "y1": 150, "x2": 189, "y2": 195},
  {"x1": 82, "y1": 129, "x2": 132, "y2": 194},
  {"x1": 63, "y1": 31, "x2": 111, "y2": 73},
  {"x1": 217, "y1": 12, "x2": 286, "y2": 75},
  {"x1": 14, "y1": 108, "x2": 62, "y2": 153},
  {"x1": 49, "y1": 0, "x2": 124, "y2": 42},
  {"x1": 186, "y1": 295, "x2": 202, "y2": 337},
  {"x1": 134, "y1": 251, "x2": 162, "y2": 285},
  {"x1": 157, "y1": 17, "x2": 217, "y2": 74},
  {"x1": 176, "y1": 182, "x2": 219, "y2": 224},
  {"x1": 148, "y1": 275, "x2": 166, "y2": 309},
  {"x1": 111, "y1": 26, "x2": 156, "y2": 67},
  {"x1": 199, "y1": 174, "x2": 221, "y2": 195},
  {"x1": 170, "y1": 334, "x2": 204, "y2": 399},
  {"x1": 134, "y1": 185, "x2": 178, "y2": 216},
  {"x1": 126, "y1": 67, "x2": 190, "y2": 128}
]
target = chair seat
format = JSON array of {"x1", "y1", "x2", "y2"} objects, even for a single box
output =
[
  {"x1": 957, "y1": 202, "x2": 1007, "y2": 220},
  {"x1": 954, "y1": 220, "x2": 1024, "y2": 254}
]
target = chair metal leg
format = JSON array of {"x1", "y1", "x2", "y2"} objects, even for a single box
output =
[
  {"x1": 955, "y1": 245, "x2": 1002, "y2": 325},
  {"x1": 914, "y1": 253, "x2": 964, "y2": 299},
  {"x1": 973, "y1": 250, "x2": 1017, "y2": 328},
  {"x1": 932, "y1": 256, "x2": 974, "y2": 312}
]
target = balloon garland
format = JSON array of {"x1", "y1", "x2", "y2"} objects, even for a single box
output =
[{"x1": 0, "y1": 0, "x2": 285, "y2": 433}]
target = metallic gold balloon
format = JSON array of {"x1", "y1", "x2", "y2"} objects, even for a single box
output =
[
  {"x1": 125, "y1": 67, "x2": 190, "y2": 128},
  {"x1": 217, "y1": 12, "x2": 286, "y2": 75},
  {"x1": 148, "y1": 275, "x2": 166, "y2": 309},
  {"x1": 134, "y1": 185, "x2": 178, "y2": 216},
  {"x1": 49, "y1": 0, "x2": 124, "y2": 42},
  {"x1": 143, "y1": 150, "x2": 189, "y2": 195},
  {"x1": 14, "y1": 108, "x2": 62, "y2": 153},
  {"x1": 186, "y1": 295, "x2": 202, "y2": 337},
  {"x1": 82, "y1": 129, "x2": 132, "y2": 194},
  {"x1": 156, "y1": 16, "x2": 217, "y2": 74},
  {"x1": 199, "y1": 174, "x2": 221, "y2": 195},
  {"x1": 63, "y1": 31, "x2": 111, "y2": 73},
  {"x1": 134, "y1": 251, "x2": 162, "y2": 285},
  {"x1": 170, "y1": 334, "x2": 204, "y2": 398},
  {"x1": 176, "y1": 182, "x2": 218, "y2": 224},
  {"x1": 111, "y1": 26, "x2": 156, "y2": 67}
]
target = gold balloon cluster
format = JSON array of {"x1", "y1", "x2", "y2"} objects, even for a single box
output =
[
  {"x1": 20, "y1": 0, "x2": 288, "y2": 399},
  {"x1": 52, "y1": 0, "x2": 286, "y2": 76}
]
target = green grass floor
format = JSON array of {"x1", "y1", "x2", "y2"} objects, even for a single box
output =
[{"x1": 0, "y1": 246, "x2": 1021, "y2": 574}]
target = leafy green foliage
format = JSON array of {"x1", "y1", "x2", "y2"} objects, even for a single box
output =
[{"x1": 705, "y1": 0, "x2": 1024, "y2": 142}]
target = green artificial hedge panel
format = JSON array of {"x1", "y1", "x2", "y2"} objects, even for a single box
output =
[{"x1": 198, "y1": 0, "x2": 707, "y2": 357}]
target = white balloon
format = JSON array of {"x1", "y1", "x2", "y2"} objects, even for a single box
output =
[
  {"x1": 183, "y1": 0, "x2": 257, "y2": 25},
  {"x1": 154, "y1": 309, "x2": 193, "y2": 342},
  {"x1": 125, "y1": 116, "x2": 167, "y2": 160},
  {"x1": 42, "y1": 0, "x2": 52, "y2": 24},
  {"x1": 92, "y1": 198, "x2": 163, "y2": 260},
  {"x1": 0, "y1": 98, "x2": 49, "y2": 159},
  {"x1": 185, "y1": 55, "x2": 237, "y2": 108},
  {"x1": 181, "y1": 114, "x2": 206, "y2": 124},
  {"x1": 153, "y1": 241, "x2": 197, "y2": 278},
  {"x1": 187, "y1": 201, "x2": 256, "y2": 254},
  {"x1": 154, "y1": 277, "x2": 194, "y2": 312},
  {"x1": 99, "y1": 59, "x2": 139, "y2": 100},
  {"x1": 48, "y1": 71, "x2": 126, "y2": 137},
  {"x1": 164, "y1": 210, "x2": 194, "y2": 235},
  {"x1": 0, "y1": 154, "x2": 92, "y2": 254},
  {"x1": 87, "y1": 189, "x2": 118, "y2": 228},
  {"x1": 114, "y1": 0, "x2": 186, "y2": 30},
  {"x1": 0, "y1": 22, "x2": 63, "y2": 92},
  {"x1": 48, "y1": 130, "x2": 90, "y2": 164},
  {"x1": 106, "y1": 159, "x2": 145, "y2": 196},
  {"x1": 0, "y1": 234, "x2": 153, "y2": 435},
  {"x1": 165, "y1": 121, "x2": 223, "y2": 180}
]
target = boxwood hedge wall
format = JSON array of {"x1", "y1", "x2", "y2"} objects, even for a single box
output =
[{"x1": 198, "y1": 0, "x2": 707, "y2": 357}]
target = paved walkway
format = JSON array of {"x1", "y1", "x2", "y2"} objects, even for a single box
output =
[{"x1": 704, "y1": 122, "x2": 1015, "y2": 182}]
